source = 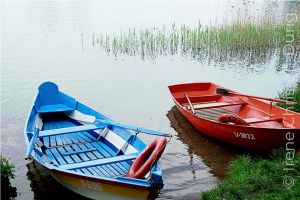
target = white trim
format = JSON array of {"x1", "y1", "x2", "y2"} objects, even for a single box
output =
[
  {"x1": 124, "y1": 145, "x2": 138, "y2": 154},
  {"x1": 97, "y1": 127, "x2": 109, "y2": 140},
  {"x1": 66, "y1": 110, "x2": 96, "y2": 123},
  {"x1": 35, "y1": 114, "x2": 43, "y2": 130},
  {"x1": 104, "y1": 131, "x2": 138, "y2": 154}
]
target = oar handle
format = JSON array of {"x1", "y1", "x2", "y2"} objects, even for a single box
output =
[
  {"x1": 234, "y1": 93, "x2": 297, "y2": 105},
  {"x1": 216, "y1": 88, "x2": 297, "y2": 105}
]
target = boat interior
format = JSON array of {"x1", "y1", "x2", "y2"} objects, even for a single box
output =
[
  {"x1": 35, "y1": 112, "x2": 136, "y2": 178},
  {"x1": 169, "y1": 83, "x2": 300, "y2": 129}
]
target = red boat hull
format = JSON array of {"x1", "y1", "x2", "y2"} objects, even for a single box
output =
[{"x1": 169, "y1": 82, "x2": 300, "y2": 151}]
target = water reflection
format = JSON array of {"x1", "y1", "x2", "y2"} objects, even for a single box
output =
[
  {"x1": 167, "y1": 106, "x2": 242, "y2": 179},
  {"x1": 1, "y1": 177, "x2": 17, "y2": 200},
  {"x1": 26, "y1": 161, "x2": 89, "y2": 200}
]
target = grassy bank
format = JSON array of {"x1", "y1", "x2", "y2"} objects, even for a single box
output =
[
  {"x1": 96, "y1": 16, "x2": 300, "y2": 65},
  {"x1": 201, "y1": 150, "x2": 300, "y2": 200}
]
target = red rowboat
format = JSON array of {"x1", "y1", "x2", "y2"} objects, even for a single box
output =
[{"x1": 168, "y1": 82, "x2": 300, "y2": 151}]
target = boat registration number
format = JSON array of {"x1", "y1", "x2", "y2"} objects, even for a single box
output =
[
  {"x1": 80, "y1": 179, "x2": 102, "y2": 191},
  {"x1": 234, "y1": 132, "x2": 255, "y2": 140}
]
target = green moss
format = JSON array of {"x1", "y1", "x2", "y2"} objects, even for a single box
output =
[{"x1": 202, "y1": 150, "x2": 300, "y2": 200}]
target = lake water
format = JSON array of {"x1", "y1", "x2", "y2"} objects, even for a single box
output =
[{"x1": 1, "y1": 1, "x2": 299, "y2": 199}]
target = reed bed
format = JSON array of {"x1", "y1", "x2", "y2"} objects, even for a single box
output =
[
  {"x1": 95, "y1": 17, "x2": 300, "y2": 66},
  {"x1": 277, "y1": 82, "x2": 300, "y2": 112}
]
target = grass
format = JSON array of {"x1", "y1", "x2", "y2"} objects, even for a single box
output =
[
  {"x1": 96, "y1": 16, "x2": 300, "y2": 65},
  {"x1": 201, "y1": 150, "x2": 300, "y2": 200},
  {"x1": 277, "y1": 82, "x2": 300, "y2": 113},
  {"x1": 1, "y1": 155, "x2": 15, "y2": 179}
]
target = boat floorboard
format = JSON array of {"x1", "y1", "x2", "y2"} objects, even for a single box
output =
[
  {"x1": 195, "y1": 107, "x2": 233, "y2": 121},
  {"x1": 42, "y1": 117, "x2": 130, "y2": 178},
  {"x1": 183, "y1": 101, "x2": 234, "y2": 121}
]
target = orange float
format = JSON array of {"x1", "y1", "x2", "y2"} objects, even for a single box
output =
[{"x1": 126, "y1": 137, "x2": 167, "y2": 178}]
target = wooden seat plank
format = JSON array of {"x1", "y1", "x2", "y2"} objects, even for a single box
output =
[
  {"x1": 38, "y1": 104, "x2": 74, "y2": 114},
  {"x1": 177, "y1": 94, "x2": 222, "y2": 99},
  {"x1": 60, "y1": 153, "x2": 138, "y2": 170},
  {"x1": 39, "y1": 124, "x2": 106, "y2": 138},
  {"x1": 188, "y1": 101, "x2": 246, "y2": 110}
]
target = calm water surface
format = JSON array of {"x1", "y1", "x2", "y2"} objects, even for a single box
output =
[{"x1": 1, "y1": 1, "x2": 299, "y2": 199}]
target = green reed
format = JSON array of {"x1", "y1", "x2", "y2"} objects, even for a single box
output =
[
  {"x1": 95, "y1": 17, "x2": 299, "y2": 66},
  {"x1": 277, "y1": 82, "x2": 300, "y2": 113}
]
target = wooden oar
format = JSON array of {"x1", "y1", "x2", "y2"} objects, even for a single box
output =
[
  {"x1": 95, "y1": 119, "x2": 169, "y2": 137},
  {"x1": 216, "y1": 88, "x2": 297, "y2": 105},
  {"x1": 184, "y1": 92, "x2": 195, "y2": 114},
  {"x1": 25, "y1": 128, "x2": 39, "y2": 159}
]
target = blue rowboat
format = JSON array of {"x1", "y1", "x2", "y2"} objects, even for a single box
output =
[{"x1": 24, "y1": 82, "x2": 167, "y2": 200}]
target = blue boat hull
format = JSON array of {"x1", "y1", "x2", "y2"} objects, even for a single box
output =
[{"x1": 24, "y1": 82, "x2": 164, "y2": 199}]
